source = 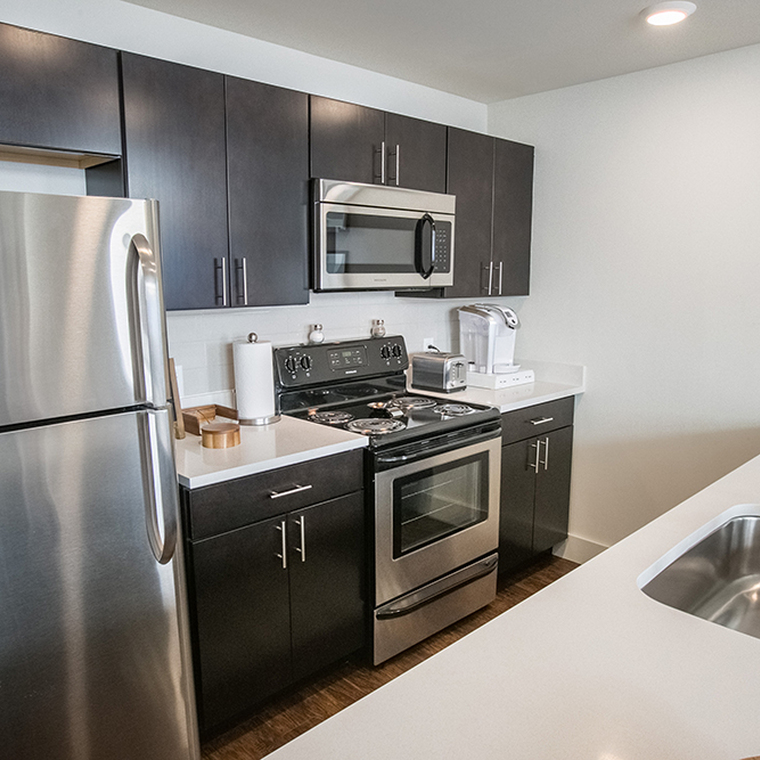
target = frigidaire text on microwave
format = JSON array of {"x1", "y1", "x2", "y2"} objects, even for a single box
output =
[{"x1": 313, "y1": 179, "x2": 456, "y2": 291}]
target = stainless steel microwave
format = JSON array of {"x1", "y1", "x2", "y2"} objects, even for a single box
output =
[{"x1": 313, "y1": 179, "x2": 456, "y2": 291}]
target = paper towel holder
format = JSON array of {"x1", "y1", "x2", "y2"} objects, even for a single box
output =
[{"x1": 237, "y1": 332, "x2": 281, "y2": 427}]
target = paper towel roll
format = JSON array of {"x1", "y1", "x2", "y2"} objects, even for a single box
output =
[{"x1": 233, "y1": 337, "x2": 280, "y2": 425}]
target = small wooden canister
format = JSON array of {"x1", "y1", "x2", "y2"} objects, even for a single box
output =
[{"x1": 201, "y1": 422, "x2": 241, "y2": 448}]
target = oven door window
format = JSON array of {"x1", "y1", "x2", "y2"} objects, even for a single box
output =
[{"x1": 392, "y1": 452, "x2": 489, "y2": 558}]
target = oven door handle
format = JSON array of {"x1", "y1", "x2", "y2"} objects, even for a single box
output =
[
  {"x1": 375, "y1": 426, "x2": 500, "y2": 466},
  {"x1": 376, "y1": 554, "x2": 498, "y2": 620}
]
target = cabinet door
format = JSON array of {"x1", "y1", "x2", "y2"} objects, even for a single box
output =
[
  {"x1": 533, "y1": 426, "x2": 573, "y2": 554},
  {"x1": 310, "y1": 96, "x2": 385, "y2": 184},
  {"x1": 0, "y1": 23, "x2": 121, "y2": 155},
  {"x1": 121, "y1": 53, "x2": 228, "y2": 311},
  {"x1": 384, "y1": 113, "x2": 446, "y2": 193},
  {"x1": 499, "y1": 438, "x2": 537, "y2": 575},
  {"x1": 226, "y1": 77, "x2": 309, "y2": 306},
  {"x1": 190, "y1": 515, "x2": 292, "y2": 734},
  {"x1": 445, "y1": 128, "x2": 494, "y2": 298},
  {"x1": 288, "y1": 493, "x2": 365, "y2": 681},
  {"x1": 492, "y1": 138, "x2": 534, "y2": 296}
]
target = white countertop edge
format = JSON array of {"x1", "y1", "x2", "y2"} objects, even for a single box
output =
[{"x1": 175, "y1": 433, "x2": 367, "y2": 489}]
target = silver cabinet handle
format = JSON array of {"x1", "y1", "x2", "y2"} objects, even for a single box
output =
[
  {"x1": 234, "y1": 257, "x2": 248, "y2": 306},
  {"x1": 496, "y1": 260, "x2": 503, "y2": 295},
  {"x1": 486, "y1": 260, "x2": 494, "y2": 295},
  {"x1": 269, "y1": 483, "x2": 313, "y2": 500},
  {"x1": 214, "y1": 257, "x2": 228, "y2": 306},
  {"x1": 539, "y1": 436, "x2": 549, "y2": 471},
  {"x1": 529, "y1": 440, "x2": 541, "y2": 473},
  {"x1": 530, "y1": 416, "x2": 554, "y2": 426},
  {"x1": 387, "y1": 143, "x2": 400, "y2": 186},
  {"x1": 374, "y1": 140, "x2": 387, "y2": 184},
  {"x1": 275, "y1": 520, "x2": 287, "y2": 569},
  {"x1": 293, "y1": 515, "x2": 306, "y2": 562}
]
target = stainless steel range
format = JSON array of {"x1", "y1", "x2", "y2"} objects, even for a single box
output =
[{"x1": 274, "y1": 336, "x2": 501, "y2": 664}]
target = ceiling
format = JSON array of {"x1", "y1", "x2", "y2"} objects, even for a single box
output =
[{"x1": 123, "y1": 0, "x2": 760, "y2": 103}]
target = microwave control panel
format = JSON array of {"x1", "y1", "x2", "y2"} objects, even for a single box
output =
[
  {"x1": 274, "y1": 336, "x2": 409, "y2": 388},
  {"x1": 433, "y1": 222, "x2": 451, "y2": 273}
]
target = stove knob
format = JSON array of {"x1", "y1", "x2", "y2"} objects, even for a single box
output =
[
  {"x1": 380, "y1": 344, "x2": 391, "y2": 360},
  {"x1": 300, "y1": 355, "x2": 313, "y2": 371},
  {"x1": 284, "y1": 355, "x2": 297, "y2": 373},
  {"x1": 391, "y1": 343, "x2": 403, "y2": 358}
]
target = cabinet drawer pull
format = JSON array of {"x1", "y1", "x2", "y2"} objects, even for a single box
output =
[
  {"x1": 269, "y1": 483, "x2": 313, "y2": 499},
  {"x1": 275, "y1": 520, "x2": 287, "y2": 569},
  {"x1": 293, "y1": 515, "x2": 306, "y2": 562},
  {"x1": 529, "y1": 416, "x2": 554, "y2": 426}
]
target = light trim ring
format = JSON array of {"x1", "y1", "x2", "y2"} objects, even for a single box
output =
[{"x1": 643, "y1": 1, "x2": 697, "y2": 25}]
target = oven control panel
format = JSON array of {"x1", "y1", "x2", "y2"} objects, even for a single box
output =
[{"x1": 274, "y1": 336, "x2": 409, "y2": 388}]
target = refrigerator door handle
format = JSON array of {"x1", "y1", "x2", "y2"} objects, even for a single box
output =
[
  {"x1": 143, "y1": 410, "x2": 178, "y2": 564},
  {"x1": 128, "y1": 233, "x2": 170, "y2": 407}
]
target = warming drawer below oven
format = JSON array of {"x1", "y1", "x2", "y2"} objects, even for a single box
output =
[{"x1": 373, "y1": 553, "x2": 498, "y2": 665}]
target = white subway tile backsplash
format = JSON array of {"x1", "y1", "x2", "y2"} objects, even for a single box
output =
[{"x1": 166, "y1": 291, "x2": 512, "y2": 406}]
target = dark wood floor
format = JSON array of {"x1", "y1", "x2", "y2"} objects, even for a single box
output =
[{"x1": 202, "y1": 554, "x2": 578, "y2": 760}]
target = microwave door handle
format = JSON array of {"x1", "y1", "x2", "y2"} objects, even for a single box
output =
[{"x1": 414, "y1": 213, "x2": 436, "y2": 279}]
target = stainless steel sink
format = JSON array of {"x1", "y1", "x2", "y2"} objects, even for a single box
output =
[{"x1": 641, "y1": 514, "x2": 760, "y2": 639}]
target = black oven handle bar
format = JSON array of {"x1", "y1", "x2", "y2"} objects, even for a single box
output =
[
  {"x1": 374, "y1": 421, "x2": 502, "y2": 470},
  {"x1": 376, "y1": 554, "x2": 499, "y2": 620}
]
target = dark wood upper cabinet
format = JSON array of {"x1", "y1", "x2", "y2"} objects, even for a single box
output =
[
  {"x1": 226, "y1": 77, "x2": 309, "y2": 307},
  {"x1": 310, "y1": 96, "x2": 446, "y2": 192},
  {"x1": 383, "y1": 112, "x2": 446, "y2": 192},
  {"x1": 0, "y1": 23, "x2": 121, "y2": 156},
  {"x1": 493, "y1": 138, "x2": 534, "y2": 297},
  {"x1": 121, "y1": 53, "x2": 228, "y2": 311},
  {"x1": 445, "y1": 127, "x2": 495, "y2": 298},
  {"x1": 310, "y1": 96, "x2": 385, "y2": 184}
]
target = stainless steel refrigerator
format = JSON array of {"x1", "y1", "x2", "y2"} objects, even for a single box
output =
[{"x1": 0, "y1": 191, "x2": 200, "y2": 759}]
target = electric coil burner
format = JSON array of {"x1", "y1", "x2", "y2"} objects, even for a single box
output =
[{"x1": 273, "y1": 336, "x2": 502, "y2": 665}]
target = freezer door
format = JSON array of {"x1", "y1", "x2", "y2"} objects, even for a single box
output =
[
  {"x1": 0, "y1": 191, "x2": 170, "y2": 427},
  {"x1": 0, "y1": 409, "x2": 199, "y2": 760}
]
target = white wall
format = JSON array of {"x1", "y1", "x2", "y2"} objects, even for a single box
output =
[
  {"x1": 0, "y1": 0, "x2": 490, "y2": 406},
  {"x1": 489, "y1": 44, "x2": 760, "y2": 553}
]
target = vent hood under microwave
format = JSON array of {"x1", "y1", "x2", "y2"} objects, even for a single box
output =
[{"x1": 312, "y1": 179, "x2": 456, "y2": 292}]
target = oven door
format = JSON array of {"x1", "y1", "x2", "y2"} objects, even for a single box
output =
[
  {"x1": 314, "y1": 202, "x2": 454, "y2": 291},
  {"x1": 374, "y1": 434, "x2": 501, "y2": 606}
]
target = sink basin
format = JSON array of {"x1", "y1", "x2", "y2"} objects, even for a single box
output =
[{"x1": 641, "y1": 514, "x2": 760, "y2": 639}]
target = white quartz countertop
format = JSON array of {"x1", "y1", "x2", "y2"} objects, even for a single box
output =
[
  {"x1": 409, "y1": 359, "x2": 586, "y2": 412},
  {"x1": 174, "y1": 415, "x2": 367, "y2": 489},
  {"x1": 265, "y1": 453, "x2": 760, "y2": 759}
]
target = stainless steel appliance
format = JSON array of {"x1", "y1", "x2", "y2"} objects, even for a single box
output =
[
  {"x1": 274, "y1": 336, "x2": 501, "y2": 664},
  {"x1": 313, "y1": 179, "x2": 456, "y2": 291},
  {"x1": 409, "y1": 350, "x2": 467, "y2": 393},
  {"x1": 0, "y1": 191, "x2": 200, "y2": 760}
]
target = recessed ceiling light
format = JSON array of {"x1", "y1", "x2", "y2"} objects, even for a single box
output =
[{"x1": 643, "y1": 1, "x2": 697, "y2": 25}]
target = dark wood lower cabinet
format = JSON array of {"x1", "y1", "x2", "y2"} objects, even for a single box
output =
[
  {"x1": 499, "y1": 399, "x2": 574, "y2": 575},
  {"x1": 183, "y1": 476, "x2": 365, "y2": 738},
  {"x1": 192, "y1": 514, "x2": 292, "y2": 731}
]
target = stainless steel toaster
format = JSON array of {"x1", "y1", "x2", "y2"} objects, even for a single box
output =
[{"x1": 410, "y1": 351, "x2": 467, "y2": 393}]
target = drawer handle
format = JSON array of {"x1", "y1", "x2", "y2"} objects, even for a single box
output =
[
  {"x1": 269, "y1": 483, "x2": 313, "y2": 499},
  {"x1": 529, "y1": 416, "x2": 554, "y2": 426}
]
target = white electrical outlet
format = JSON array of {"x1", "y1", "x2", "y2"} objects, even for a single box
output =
[{"x1": 423, "y1": 337, "x2": 436, "y2": 351}]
